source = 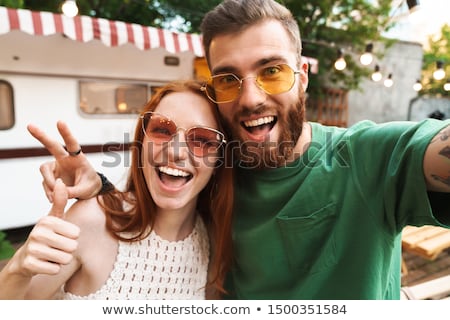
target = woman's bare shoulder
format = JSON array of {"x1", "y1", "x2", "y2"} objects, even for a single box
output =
[{"x1": 64, "y1": 197, "x2": 106, "y2": 230}]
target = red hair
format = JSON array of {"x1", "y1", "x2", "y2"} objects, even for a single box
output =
[{"x1": 99, "y1": 80, "x2": 234, "y2": 295}]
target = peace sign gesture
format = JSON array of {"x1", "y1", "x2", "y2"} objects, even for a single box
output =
[{"x1": 27, "y1": 121, "x2": 102, "y2": 202}]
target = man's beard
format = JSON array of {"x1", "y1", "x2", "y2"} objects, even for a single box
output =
[{"x1": 225, "y1": 89, "x2": 306, "y2": 169}]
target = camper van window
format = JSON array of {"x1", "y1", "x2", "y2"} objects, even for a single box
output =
[
  {"x1": 79, "y1": 81, "x2": 148, "y2": 114},
  {"x1": 0, "y1": 80, "x2": 14, "y2": 130}
]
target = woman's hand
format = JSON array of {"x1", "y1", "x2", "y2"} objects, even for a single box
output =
[
  {"x1": 12, "y1": 179, "x2": 80, "y2": 277},
  {"x1": 27, "y1": 121, "x2": 102, "y2": 201}
]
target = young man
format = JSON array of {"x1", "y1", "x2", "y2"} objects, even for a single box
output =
[{"x1": 30, "y1": 0, "x2": 450, "y2": 299}]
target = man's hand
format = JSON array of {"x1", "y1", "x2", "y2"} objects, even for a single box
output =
[{"x1": 27, "y1": 121, "x2": 102, "y2": 201}]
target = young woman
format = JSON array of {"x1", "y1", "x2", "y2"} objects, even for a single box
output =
[{"x1": 0, "y1": 80, "x2": 234, "y2": 299}]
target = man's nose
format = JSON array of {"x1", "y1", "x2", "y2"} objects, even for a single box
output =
[{"x1": 237, "y1": 77, "x2": 267, "y2": 108}]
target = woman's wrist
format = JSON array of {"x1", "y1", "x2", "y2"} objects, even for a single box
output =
[{"x1": 97, "y1": 172, "x2": 115, "y2": 195}]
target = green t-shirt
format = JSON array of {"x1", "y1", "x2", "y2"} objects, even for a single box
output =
[{"x1": 226, "y1": 119, "x2": 450, "y2": 299}]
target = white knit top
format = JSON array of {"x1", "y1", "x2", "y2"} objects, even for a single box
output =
[{"x1": 61, "y1": 217, "x2": 209, "y2": 300}]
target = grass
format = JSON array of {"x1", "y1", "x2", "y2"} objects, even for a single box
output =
[{"x1": 0, "y1": 230, "x2": 15, "y2": 260}]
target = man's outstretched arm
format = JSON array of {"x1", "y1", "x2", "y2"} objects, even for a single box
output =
[{"x1": 423, "y1": 125, "x2": 450, "y2": 193}]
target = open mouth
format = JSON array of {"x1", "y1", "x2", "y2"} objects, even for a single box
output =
[
  {"x1": 241, "y1": 116, "x2": 277, "y2": 135},
  {"x1": 157, "y1": 166, "x2": 193, "y2": 188}
]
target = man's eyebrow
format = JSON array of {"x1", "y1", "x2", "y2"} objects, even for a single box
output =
[
  {"x1": 258, "y1": 56, "x2": 286, "y2": 66},
  {"x1": 211, "y1": 66, "x2": 238, "y2": 75},
  {"x1": 211, "y1": 56, "x2": 288, "y2": 75}
]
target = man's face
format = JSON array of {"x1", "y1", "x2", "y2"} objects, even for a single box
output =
[{"x1": 208, "y1": 19, "x2": 309, "y2": 169}]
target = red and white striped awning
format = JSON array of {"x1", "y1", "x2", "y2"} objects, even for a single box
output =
[
  {"x1": 0, "y1": 6, "x2": 205, "y2": 56},
  {"x1": 0, "y1": 6, "x2": 319, "y2": 73}
]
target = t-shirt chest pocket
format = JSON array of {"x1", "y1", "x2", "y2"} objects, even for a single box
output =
[{"x1": 276, "y1": 202, "x2": 337, "y2": 274}]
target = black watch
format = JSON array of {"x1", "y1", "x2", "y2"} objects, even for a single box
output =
[{"x1": 97, "y1": 172, "x2": 115, "y2": 194}]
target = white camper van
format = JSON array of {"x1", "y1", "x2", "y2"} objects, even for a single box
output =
[{"x1": 0, "y1": 6, "x2": 204, "y2": 230}]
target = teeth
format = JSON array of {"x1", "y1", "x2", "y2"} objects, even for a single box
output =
[
  {"x1": 158, "y1": 166, "x2": 190, "y2": 177},
  {"x1": 244, "y1": 116, "x2": 275, "y2": 128}
]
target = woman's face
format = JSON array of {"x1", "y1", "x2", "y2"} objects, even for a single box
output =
[{"x1": 141, "y1": 91, "x2": 222, "y2": 213}]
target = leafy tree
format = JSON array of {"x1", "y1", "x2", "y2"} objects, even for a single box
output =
[
  {"x1": 0, "y1": 0, "x2": 23, "y2": 7},
  {"x1": 157, "y1": 0, "x2": 221, "y2": 32},
  {"x1": 419, "y1": 24, "x2": 450, "y2": 97}
]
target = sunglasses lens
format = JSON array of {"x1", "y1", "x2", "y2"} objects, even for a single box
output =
[
  {"x1": 258, "y1": 64, "x2": 295, "y2": 94},
  {"x1": 142, "y1": 113, "x2": 223, "y2": 157},
  {"x1": 208, "y1": 65, "x2": 295, "y2": 103},
  {"x1": 209, "y1": 74, "x2": 241, "y2": 103},
  {"x1": 144, "y1": 114, "x2": 176, "y2": 142},
  {"x1": 187, "y1": 128, "x2": 223, "y2": 157}
]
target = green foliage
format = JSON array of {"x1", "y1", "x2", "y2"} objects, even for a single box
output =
[
  {"x1": 419, "y1": 24, "x2": 450, "y2": 97},
  {"x1": 0, "y1": 231, "x2": 15, "y2": 260},
  {"x1": 157, "y1": 0, "x2": 221, "y2": 32},
  {"x1": 0, "y1": 0, "x2": 24, "y2": 7}
]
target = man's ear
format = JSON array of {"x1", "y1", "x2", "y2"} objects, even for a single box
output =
[{"x1": 299, "y1": 61, "x2": 309, "y2": 91}]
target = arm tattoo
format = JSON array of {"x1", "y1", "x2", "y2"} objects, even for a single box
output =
[
  {"x1": 439, "y1": 146, "x2": 450, "y2": 160},
  {"x1": 431, "y1": 127, "x2": 450, "y2": 144},
  {"x1": 429, "y1": 126, "x2": 450, "y2": 188}
]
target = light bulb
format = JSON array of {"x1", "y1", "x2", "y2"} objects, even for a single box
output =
[
  {"x1": 413, "y1": 80, "x2": 422, "y2": 91},
  {"x1": 407, "y1": 0, "x2": 422, "y2": 25},
  {"x1": 62, "y1": 0, "x2": 79, "y2": 18},
  {"x1": 433, "y1": 61, "x2": 445, "y2": 81},
  {"x1": 371, "y1": 65, "x2": 382, "y2": 82},
  {"x1": 433, "y1": 69, "x2": 445, "y2": 81},
  {"x1": 372, "y1": 72, "x2": 382, "y2": 82},
  {"x1": 360, "y1": 43, "x2": 373, "y2": 66},
  {"x1": 360, "y1": 52, "x2": 373, "y2": 66},
  {"x1": 384, "y1": 74, "x2": 393, "y2": 88},
  {"x1": 334, "y1": 57, "x2": 347, "y2": 71},
  {"x1": 444, "y1": 80, "x2": 450, "y2": 92},
  {"x1": 334, "y1": 49, "x2": 346, "y2": 71}
]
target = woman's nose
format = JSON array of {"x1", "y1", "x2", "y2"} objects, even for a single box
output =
[{"x1": 167, "y1": 129, "x2": 190, "y2": 160}]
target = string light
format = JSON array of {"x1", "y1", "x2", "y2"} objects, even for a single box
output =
[
  {"x1": 384, "y1": 73, "x2": 394, "y2": 88},
  {"x1": 62, "y1": 0, "x2": 78, "y2": 18},
  {"x1": 444, "y1": 79, "x2": 450, "y2": 92},
  {"x1": 360, "y1": 43, "x2": 374, "y2": 66},
  {"x1": 433, "y1": 60, "x2": 446, "y2": 81},
  {"x1": 406, "y1": 0, "x2": 420, "y2": 14},
  {"x1": 293, "y1": 1, "x2": 441, "y2": 91},
  {"x1": 406, "y1": 0, "x2": 420, "y2": 11},
  {"x1": 406, "y1": 0, "x2": 422, "y2": 24},
  {"x1": 334, "y1": 49, "x2": 347, "y2": 71},
  {"x1": 413, "y1": 79, "x2": 422, "y2": 91},
  {"x1": 371, "y1": 65, "x2": 382, "y2": 82}
]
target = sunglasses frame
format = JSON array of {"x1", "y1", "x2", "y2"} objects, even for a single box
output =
[
  {"x1": 140, "y1": 111, "x2": 226, "y2": 157},
  {"x1": 201, "y1": 63, "x2": 300, "y2": 103}
]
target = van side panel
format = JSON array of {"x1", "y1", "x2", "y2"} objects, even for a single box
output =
[{"x1": 0, "y1": 31, "x2": 196, "y2": 230}]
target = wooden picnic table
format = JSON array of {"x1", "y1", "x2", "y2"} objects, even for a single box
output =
[{"x1": 401, "y1": 225, "x2": 450, "y2": 275}]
